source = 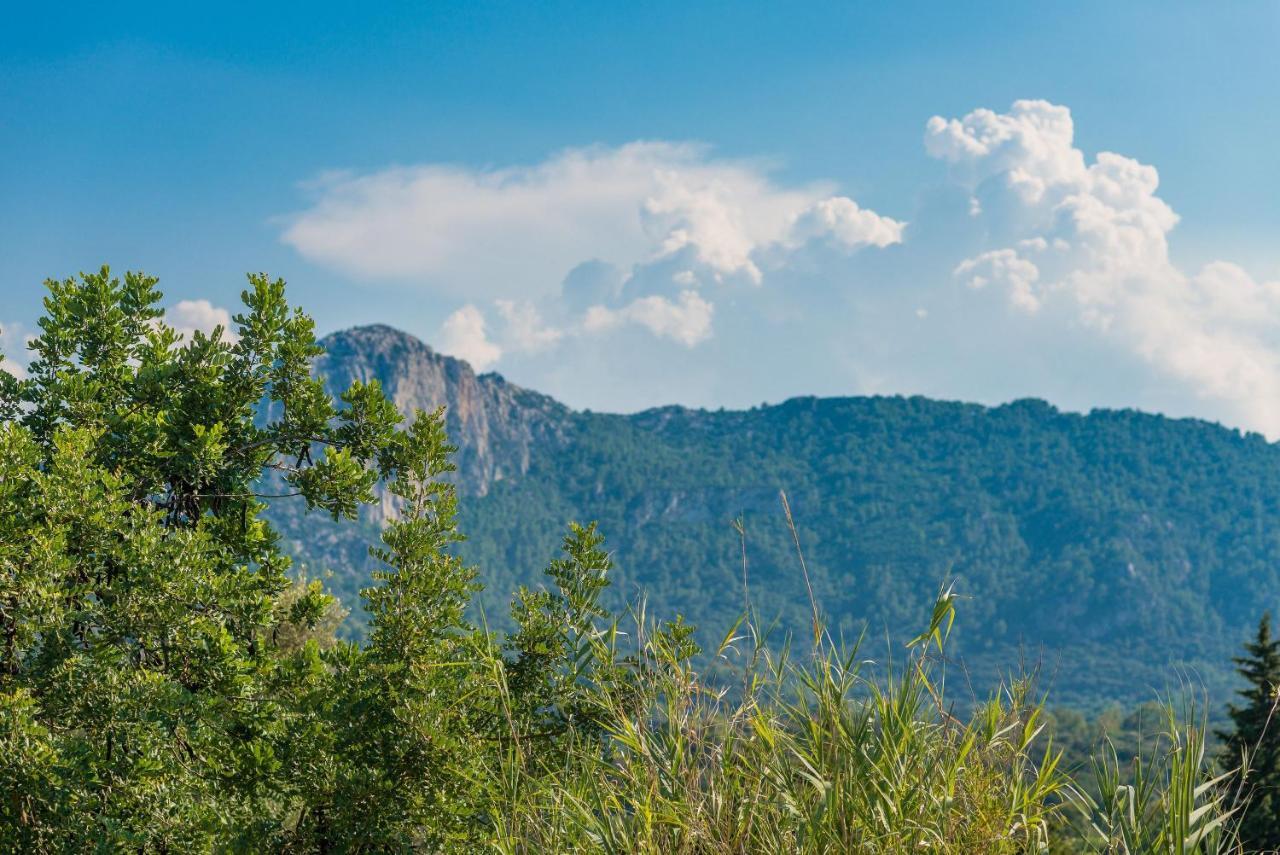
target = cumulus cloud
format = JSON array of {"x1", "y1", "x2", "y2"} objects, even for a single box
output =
[
  {"x1": 953, "y1": 249, "x2": 1042, "y2": 312},
  {"x1": 438, "y1": 304, "x2": 502, "y2": 371},
  {"x1": 282, "y1": 142, "x2": 902, "y2": 368},
  {"x1": 583, "y1": 290, "x2": 714, "y2": 347},
  {"x1": 1116, "y1": 263, "x2": 1280, "y2": 431},
  {"x1": 277, "y1": 99, "x2": 1280, "y2": 436},
  {"x1": 931, "y1": 99, "x2": 1280, "y2": 435},
  {"x1": 165, "y1": 299, "x2": 238, "y2": 344},
  {"x1": 925, "y1": 99, "x2": 1085, "y2": 203},
  {"x1": 642, "y1": 167, "x2": 768, "y2": 284},
  {"x1": 788, "y1": 197, "x2": 905, "y2": 251},
  {"x1": 494, "y1": 300, "x2": 564, "y2": 354}
]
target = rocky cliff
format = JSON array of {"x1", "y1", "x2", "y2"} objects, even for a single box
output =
[{"x1": 314, "y1": 324, "x2": 571, "y2": 499}]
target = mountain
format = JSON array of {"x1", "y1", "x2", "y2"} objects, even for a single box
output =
[{"x1": 264, "y1": 324, "x2": 1280, "y2": 708}]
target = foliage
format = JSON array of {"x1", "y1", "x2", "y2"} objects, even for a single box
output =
[
  {"x1": 1069, "y1": 703, "x2": 1240, "y2": 854},
  {"x1": 0, "y1": 269, "x2": 1253, "y2": 852},
  {"x1": 488, "y1": 602, "x2": 1067, "y2": 853},
  {"x1": 1215, "y1": 613, "x2": 1280, "y2": 851},
  {"x1": 270, "y1": 573, "x2": 349, "y2": 655},
  {"x1": 0, "y1": 268, "x2": 401, "y2": 848}
]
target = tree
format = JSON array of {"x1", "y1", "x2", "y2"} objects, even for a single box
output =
[
  {"x1": 1218, "y1": 611, "x2": 1280, "y2": 851},
  {"x1": 0, "y1": 268, "x2": 419, "y2": 848},
  {"x1": 0, "y1": 267, "x2": 629, "y2": 851}
]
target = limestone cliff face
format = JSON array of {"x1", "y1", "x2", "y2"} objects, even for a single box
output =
[{"x1": 314, "y1": 325, "x2": 571, "y2": 500}]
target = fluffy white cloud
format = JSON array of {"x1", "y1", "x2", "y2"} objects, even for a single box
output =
[
  {"x1": 277, "y1": 99, "x2": 1280, "y2": 436},
  {"x1": 282, "y1": 142, "x2": 902, "y2": 299},
  {"x1": 1116, "y1": 263, "x2": 1280, "y2": 430},
  {"x1": 282, "y1": 142, "x2": 901, "y2": 366},
  {"x1": 438, "y1": 304, "x2": 502, "y2": 371},
  {"x1": 583, "y1": 290, "x2": 714, "y2": 347},
  {"x1": 925, "y1": 99, "x2": 1086, "y2": 204},
  {"x1": 165, "y1": 299, "x2": 238, "y2": 344},
  {"x1": 932, "y1": 99, "x2": 1280, "y2": 435},
  {"x1": 643, "y1": 167, "x2": 767, "y2": 283},
  {"x1": 953, "y1": 249, "x2": 1042, "y2": 312},
  {"x1": 788, "y1": 196, "x2": 905, "y2": 251}
]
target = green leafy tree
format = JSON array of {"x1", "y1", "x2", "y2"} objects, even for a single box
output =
[
  {"x1": 282, "y1": 409, "x2": 494, "y2": 850},
  {"x1": 1218, "y1": 612, "x2": 1280, "y2": 851},
  {"x1": 0, "y1": 268, "x2": 408, "y2": 849},
  {"x1": 0, "y1": 266, "x2": 636, "y2": 851}
]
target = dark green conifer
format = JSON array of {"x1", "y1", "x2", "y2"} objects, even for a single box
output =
[{"x1": 1218, "y1": 612, "x2": 1280, "y2": 851}]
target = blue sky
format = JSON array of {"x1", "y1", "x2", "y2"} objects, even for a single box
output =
[{"x1": 3, "y1": 2, "x2": 1280, "y2": 432}]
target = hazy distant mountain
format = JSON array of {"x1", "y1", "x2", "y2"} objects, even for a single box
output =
[{"x1": 264, "y1": 324, "x2": 1280, "y2": 707}]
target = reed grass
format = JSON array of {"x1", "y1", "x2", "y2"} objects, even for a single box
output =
[{"x1": 474, "y1": 589, "x2": 1243, "y2": 854}]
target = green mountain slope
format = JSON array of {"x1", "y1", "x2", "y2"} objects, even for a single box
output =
[{"x1": 265, "y1": 325, "x2": 1280, "y2": 707}]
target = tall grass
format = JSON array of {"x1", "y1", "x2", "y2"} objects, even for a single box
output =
[
  {"x1": 1069, "y1": 699, "x2": 1241, "y2": 853},
  {"x1": 409, "y1": 491, "x2": 1253, "y2": 854},
  {"x1": 473, "y1": 589, "x2": 1243, "y2": 853}
]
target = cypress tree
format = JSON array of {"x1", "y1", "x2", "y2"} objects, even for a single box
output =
[{"x1": 1218, "y1": 612, "x2": 1280, "y2": 851}]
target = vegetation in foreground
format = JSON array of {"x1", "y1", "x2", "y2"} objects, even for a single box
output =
[{"x1": 0, "y1": 269, "x2": 1275, "y2": 852}]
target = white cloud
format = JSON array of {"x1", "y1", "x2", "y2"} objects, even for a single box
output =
[
  {"x1": 278, "y1": 99, "x2": 1280, "y2": 436},
  {"x1": 643, "y1": 168, "x2": 767, "y2": 283},
  {"x1": 438, "y1": 304, "x2": 502, "y2": 370},
  {"x1": 165, "y1": 299, "x2": 238, "y2": 344},
  {"x1": 1116, "y1": 263, "x2": 1280, "y2": 430},
  {"x1": 494, "y1": 300, "x2": 563, "y2": 354},
  {"x1": 0, "y1": 323, "x2": 32, "y2": 379},
  {"x1": 931, "y1": 99, "x2": 1280, "y2": 435},
  {"x1": 282, "y1": 142, "x2": 902, "y2": 300},
  {"x1": 953, "y1": 249, "x2": 1042, "y2": 312},
  {"x1": 788, "y1": 196, "x2": 905, "y2": 251},
  {"x1": 284, "y1": 142, "x2": 901, "y2": 365},
  {"x1": 925, "y1": 99, "x2": 1086, "y2": 204},
  {"x1": 583, "y1": 290, "x2": 714, "y2": 347}
]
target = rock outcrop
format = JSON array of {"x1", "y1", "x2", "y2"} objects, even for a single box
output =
[{"x1": 314, "y1": 324, "x2": 571, "y2": 499}]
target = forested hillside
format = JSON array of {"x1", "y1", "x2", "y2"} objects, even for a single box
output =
[{"x1": 266, "y1": 324, "x2": 1280, "y2": 707}]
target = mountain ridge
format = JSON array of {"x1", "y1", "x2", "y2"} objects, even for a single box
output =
[{"x1": 326, "y1": 323, "x2": 1271, "y2": 444}]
